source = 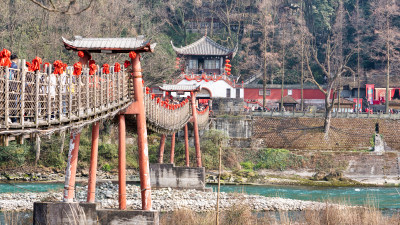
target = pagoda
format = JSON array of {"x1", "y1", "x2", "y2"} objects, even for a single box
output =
[{"x1": 170, "y1": 36, "x2": 243, "y2": 99}]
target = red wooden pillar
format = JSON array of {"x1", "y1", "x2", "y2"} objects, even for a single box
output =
[
  {"x1": 63, "y1": 130, "x2": 81, "y2": 202},
  {"x1": 191, "y1": 92, "x2": 202, "y2": 167},
  {"x1": 87, "y1": 122, "x2": 100, "y2": 203},
  {"x1": 184, "y1": 124, "x2": 190, "y2": 167},
  {"x1": 118, "y1": 114, "x2": 127, "y2": 210},
  {"x1": 131, "y1": 53, "x2": 152, "y2": 210},
  {"x1": 170, "y1": 133, "x2": 175, "y2": 164},
  {"x1": 158, "y1": 134, "x2": 166, "y2": 163}
]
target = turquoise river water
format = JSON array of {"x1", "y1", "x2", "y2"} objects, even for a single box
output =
[{"x1": 1, "y1": 182, "x2": 400, "y2": 209}]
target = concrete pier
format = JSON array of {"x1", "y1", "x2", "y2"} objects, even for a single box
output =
[
  {"x1": 150, "y1": 163, "x2": 210, "y2": 191},
  {"x1": 33, "y1": 202, "x2": 159, "y2": 225}
]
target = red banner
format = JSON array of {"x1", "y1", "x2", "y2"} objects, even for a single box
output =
[{"x1": 365, "y1": 84, "x2": 374, "y2": 104}]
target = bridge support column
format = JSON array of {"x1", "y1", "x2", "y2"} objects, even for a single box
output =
[
  {"x1": 184, "y1": 124, "x2": 190, "y2": 167},
  {"x1": 132, "y1": 53, "x2": 152, "y2": 210},
  {"x1": 63, "y1": 130, "x2": 81, "y2": 202},
  {"x1": 170, "y1": 133, "x2": 175, "y2": 164},
  {"x1": 158, "y1": 134, "x2": 166, "y2": 163},
  {"x1": 191, "y1": 93, "x2": 202, "y2": 167},
  {"x1": 118, "y1": 115, "x2": 127, "y2": 210},
  {"x1": 87, "y1": 122, "x2": 100, "y2": 203}
]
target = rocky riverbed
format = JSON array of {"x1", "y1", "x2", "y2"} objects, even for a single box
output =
[{"x1": 0, "y1": 181, "x2": 340, "y2": 212}]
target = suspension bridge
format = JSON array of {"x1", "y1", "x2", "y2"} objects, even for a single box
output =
[{"x1": 0, "y1": 36, "x2": 210, "y2": 221}]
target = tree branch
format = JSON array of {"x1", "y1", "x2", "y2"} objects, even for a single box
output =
[{"x1": 29, "y1": 0, "x2": 95, "y2": 15}]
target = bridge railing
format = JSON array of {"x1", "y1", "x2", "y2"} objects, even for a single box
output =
[
  {"x1": 0, "y1": 65, "x2": 131, "y2": 130},
  {"x1": 144, "y1": 93, "x2": 192, "y2": 134},
  {"x1": 197, "y1": 106, "x2": 210, "y2": 130}
]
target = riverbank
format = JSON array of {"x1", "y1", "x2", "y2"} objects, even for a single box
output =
[{"x1": 0, "y1": 181, "x2": 341, "y2": 212}]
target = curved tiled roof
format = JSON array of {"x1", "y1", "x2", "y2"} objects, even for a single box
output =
[
  {"x1": 171, "y1": 36, "x2": 236, "y2": 56},
  {"x1": 62, "y1": 36, "x2": 156, "y2": 53}
]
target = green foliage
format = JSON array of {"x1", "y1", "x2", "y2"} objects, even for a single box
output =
[
  {"x1": 256, "y1": 148, "x2": 291, "y2": 171},
  {"x1": 98, "y1": 143, "x2": 118, "y2": 161},
  {"x1": 200, "y1": 130, "x2": 228, "y2": 169},
  {"x1": 0, "y1": 144, "x2": 31, "y2": 167},
  {"x1": 240, "y1": 161, "x2": 254, "y2": 171},
  {"x1": 101, "y1": 163, "x2": 112, "y2": 172}
]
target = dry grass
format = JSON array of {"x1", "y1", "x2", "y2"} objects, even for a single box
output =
[{"x1": 160, "y1": 203, "x2": 400, "y2": 225}]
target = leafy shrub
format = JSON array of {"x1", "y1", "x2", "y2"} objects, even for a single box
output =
[
  {"x1": 240, "y1": 161, "x2": 254, "y2": 171},
  {"x1": 101, "y1": 163, "x2": 112, "y2": 172},
  {"x1": 256, "y1": 148, "x2": 290, "y2": 171},
  {"x1": 0, "y1": 144, "x2": 30, "y2": 167}
]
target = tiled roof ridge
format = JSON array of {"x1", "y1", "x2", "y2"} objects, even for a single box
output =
[{"x1": 171, "y1": 36, "x2": 232, "y2": 55}]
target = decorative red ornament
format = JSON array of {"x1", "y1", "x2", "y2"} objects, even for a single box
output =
[
  {"x1": 145, "y1": 87, "x2": 150, "y2": 94},
  {"x1": 53, "y1": 60, "x2": 64, "y2": 75},
  {"x1": 31, "y1": 56, "x2": 42, "y2": 71},
  {"x1": 73, "y1": 62, "x2": 82, "y2": 76},
  {"x1": 26, "y1": 62, "x2": 33, "y2": 72},
  {"x1": 225, "y1": 59, "x2": 230, "y2": 63},
  {"x1": 124, "y1": 60, "x2": 131, "y2": 68},
  {"x1": 89, "y1": 63, "x2": 97, "y2": 75},
  {"x1": 151, "y1": 94, "x2": 155, "y2": 100},
  {"x1": 129, "y1": 51, "x2": 137, "y2": 60},
  {"x1": 114, "y1": 62, "x2": 121, "y2": 72},
  {"x1": 0, "y1": 49, "x2": 12, "y2": 67},
  {"x1": 157, "y1": 98, "x2": 160, "y2": 104},
  {"x1": 78, "y1": 51, "x2": 85, "y2": 58},
  {"x1": 63, "y1": 63, "x2": 68, "y2": 71},
  {"x1": 142, "y1": 80, "x2": 145, "y2": 84},
  {"x1": 102, "y1": 64, "x2": 110, "y2": 74},
  {"x1": 89, "y1": 60, "x2": 96, "y2": 65}
]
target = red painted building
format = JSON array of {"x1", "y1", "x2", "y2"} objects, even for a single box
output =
[{"x1": 244, "y1": 85, "x2": 329, "y2": 110}]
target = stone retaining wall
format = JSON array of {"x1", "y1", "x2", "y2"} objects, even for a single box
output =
[{"x1": 150, "y1": 163, "x2": 207, "y2": 190}]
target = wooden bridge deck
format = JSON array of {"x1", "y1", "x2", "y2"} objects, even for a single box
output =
[
  {"x1": 0, "y1": 64, "x2": 210, "y2": 138},
  {"x1": 0, "y1": 65, "x2": 132, "y2": 135}
]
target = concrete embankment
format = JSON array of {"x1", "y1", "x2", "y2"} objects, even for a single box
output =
[{"x1": 0, "y1": 181, "x2": 333, "y2": 212}]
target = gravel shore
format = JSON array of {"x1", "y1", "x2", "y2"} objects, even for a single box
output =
[{"x1": 0, "y1": 181, "x2": 337, "y2": 212}]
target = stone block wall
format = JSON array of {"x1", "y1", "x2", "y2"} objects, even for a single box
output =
[
  {"x1": 211, "y1": 98, "x2": 245, "y2": 115},
  {"x1": 150, "y1": 163, "x2": 206, "y2": 190},
  {"x1": 211, "y1": 116, "x2": 252, "y2": 138},
  {"x1": 252, "y1": 117, "x2": 378, "y2": 150}
]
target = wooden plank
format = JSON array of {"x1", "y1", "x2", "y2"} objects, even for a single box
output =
[
  {"x1": 117, "y1": 70, "x2": 120, "y2": 105},
  {"x1": 100, "y1": 67, "x2": 103, "y2": 111},
  {"x1": 69, "y1": 72, "x2": 72, "y2": 121},
  {"x1": 59, "y1": 72, "x2": 63, "y2": 124},
  {"x1": 86, "y1": 71, "x2": 89, "y2": 114},
  {"x1": 35, "y1": 70, "x2": 40, "y2": 128},
  {"x1": 5, "y1": 67, "x2": 9, "y2": 129},
  {"x1": 106, "y1": 70, "x2": 110, "y2": 109},
  {"x1": 20, "y1": 59, "x2": 26, "y2": 128},
  {"x1": 94, "y1": 70, "x2": 97, "y2": 115},
  {"x1": 47, "y1": 65, "x2": 52, "y2": 125},
  {"x1": 78, "y1": 74, "x2": 81, "y2": 118}
]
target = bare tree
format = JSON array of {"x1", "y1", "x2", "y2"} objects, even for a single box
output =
[
  {"x1": 29, "y1": 0, "x2": 95, "y2": 15},
  {"x1": 371, "y1": 0, "x2": 400, "y2": 113}
]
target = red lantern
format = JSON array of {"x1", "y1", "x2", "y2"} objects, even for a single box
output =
[
  {"x1": 31, "y1": 56, "x2": 42, "y2": 71},
  {"x1": 129, "y1": 51, "x2": 137, "y2": 60},
  {"x1": 78, "y1": 51, "x2": 85, "y2": 58},
  {"x1": 114, "y1": 62, "x2": 121, "y2": 72},
  {"x1": 124, "y1": 60, "x2": 131, "y2": 68},
  {"x1": 53, "y1": 60, "x2": 64, "y2": 75},
  {"x1": 0, "y1": 49, "x2": 12, "y2": 67},
  {"x1": 73, "y1": 62, "x2": 82, "y2": 76},
  {"x1": 102, "y1": 64, "x2": 110, "y2": 74},
  {"x1": 89, "y1": 63, "x2": 97, "y2": 75}
]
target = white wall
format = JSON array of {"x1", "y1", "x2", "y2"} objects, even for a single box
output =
[{"x1": 177, "y1": 79, "x2": 243, "y2": 98}]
